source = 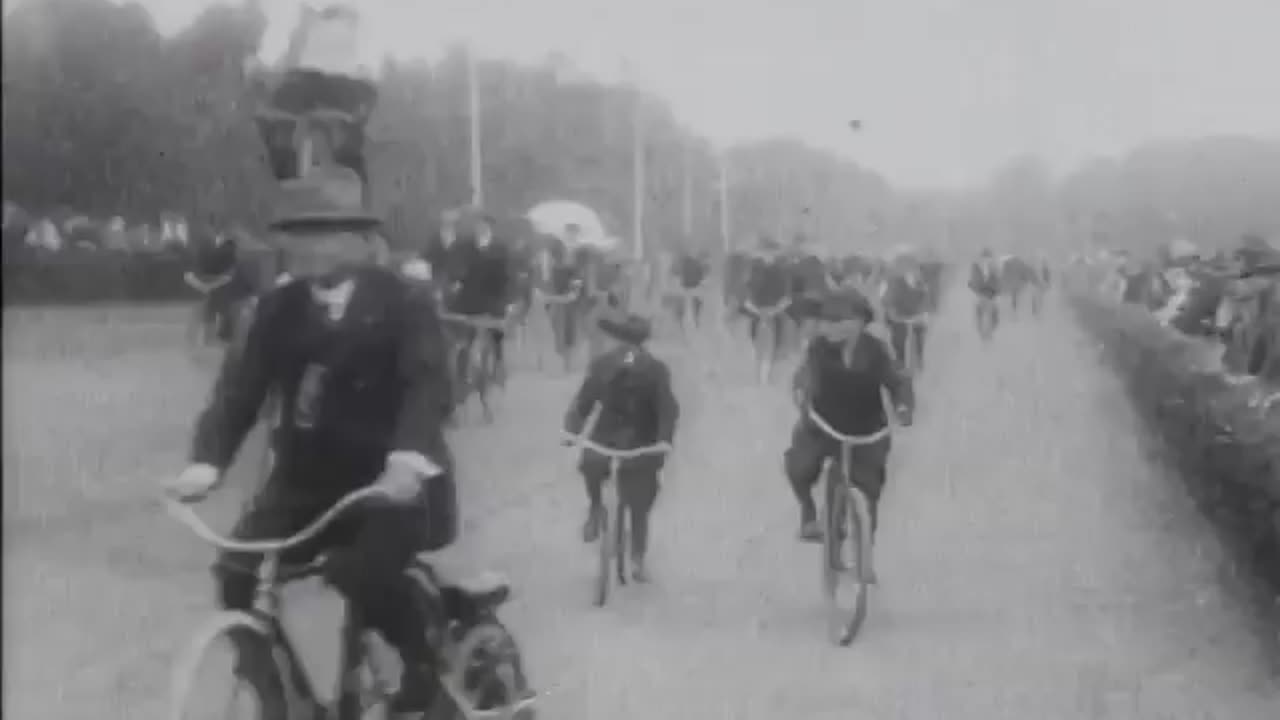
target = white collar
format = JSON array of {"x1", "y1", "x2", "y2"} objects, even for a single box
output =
[{"x1": 311, "y1": 278, "x2": 356, "y2": 321}]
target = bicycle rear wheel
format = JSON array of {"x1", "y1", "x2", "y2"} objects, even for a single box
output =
[
  {"x1": 440, "y1": 621, "x2": 538, "y2": 720},
  {"x1": 171, "y1": 613, "x2": 288, "y2": 720},
  {"x1": 823, "y1": 480, "x2": 869, "y2": 647}
]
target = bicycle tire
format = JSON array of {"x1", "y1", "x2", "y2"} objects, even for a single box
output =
[
  {"x1": 594, "y1": 498, "x2": 613, "y2": 608},
  {"x1": 822, "y1": 472, "x2": 869, "y2": 647},
  {"x1": 615, "y1": 501, "x2": 629, "y2": 588},
  {"x1": 439, "y1": 621, "x2": 538, "y2": 720},
  {"x1": 170, "y1": 612, "x2": 288, "y2": 720},
  {"x1": 837, "y1": 486, "x2": 871, "y2": 646},
  {"x1": 757, "y1": 315, "x2": 775, "y2": 384}
]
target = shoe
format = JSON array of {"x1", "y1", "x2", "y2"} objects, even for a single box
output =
[
  {"x1": 798, "y1": 519, "x2": 824, "y2": 543},
  {"x1": 389, "y1": 664, "x2": 438, "y2": 719},
  {"x1": 581, "y1": 505, "x2": 604, "y2": 543}
]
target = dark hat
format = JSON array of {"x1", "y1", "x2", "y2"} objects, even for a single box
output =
[
  {"x1": 270, "y1": 165, "x2": 380, "y2": 232},
  {"x1": 818, "y1": 288, "x2": 874, "y2": 323},
  {"x1": 597, "y1": 310, "x2": 651, "y2": 345}
]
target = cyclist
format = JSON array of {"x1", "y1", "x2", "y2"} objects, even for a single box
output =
[
  {"x1": 419, "y1": 208, "x2": 471, "y2": 309},
  {"x1": 450, "y1": 213, "x2": 515, "y2": 384},
  {"x1": 881, "y1": 258, "x2": 931, "y2": 371},
  {"x1": 165, "y1": 166, "x2": 459, "y2": 718},
  {"x1": 742, "y1": 235, "x2": 791, "y2": 352},
  {"x1": 785, "y1": 288, "x2": 913, "y2": 578},
  {"x1": 969, "y1": 247, "x2": 1002, "y2": 337},
  {"x1": 563, "y1": 310, "x2": 679, "y2": 583}
]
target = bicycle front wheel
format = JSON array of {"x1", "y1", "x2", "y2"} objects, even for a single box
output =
[
  {"x1": 594, "y1": 501, "x2": 614, "y2": 608},
  {"x1": 757, "y1": 316, "x2": 775, "y2": 384},
  {"x1": 823, "y1": 481, "x2": 870, "y2": 647},
  {"x1": 170, "y1": 612, "x2": 287, "y2": 720}
]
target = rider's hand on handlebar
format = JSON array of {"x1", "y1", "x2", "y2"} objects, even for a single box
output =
[
  {"x1": 166, "y1": 464, "x2": 221, "y2": 503},
  {"x1": 378, "y1": 452, "x2": 444, "y2": 503}
]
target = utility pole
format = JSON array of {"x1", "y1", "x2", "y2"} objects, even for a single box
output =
[
  {"x1": 718, "y1": 151, "x2": 730, "y2": 253},
  {"x1": 467, "y1": 45, "x2": 483, "y2": 208}
]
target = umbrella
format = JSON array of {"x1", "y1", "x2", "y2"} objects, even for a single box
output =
[{"x1": 526, "y1": 201, "x2": 615, "y2": 249}]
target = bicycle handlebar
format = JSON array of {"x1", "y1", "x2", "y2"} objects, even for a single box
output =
[
  {"x1": 534, "y1": 287, "x2": 580, "y2": 304},
  {"x1": 165, "y1": 485, "x2": 391, "y2": 555},
  {"x1": 744, "y1": 298, "x2": 791, "y2": 317},
  {"x1": 884, "y1": 311, "x2": 929, "y2": 326},
  {"x1": 184, "y1": 272, "x2": 233, "y2": 294},
  {"x1": 561, "y1": 432, "x2": 672, "y2": 460},
  {"x1": 439, "y1": 311, "x2": 509, "y2": 331},
  {"x1": 806, "y1": 407, "x2": 890, "y2": 446}
]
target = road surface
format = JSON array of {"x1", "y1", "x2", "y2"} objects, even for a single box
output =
[{"x1": 3, "y1": 290, "x2": 1277, "y2": 719}]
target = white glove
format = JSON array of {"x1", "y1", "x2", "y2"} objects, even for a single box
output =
[
  {"x1": 166, "y1": 464, "x2": 221, "y2": 502},
  {"x1": 401, "y1": 258, "x2": 431, "y2": 281}
]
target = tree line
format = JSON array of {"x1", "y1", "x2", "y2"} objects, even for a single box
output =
[{"x1": 3, "y1": 0, "x2": 1277, "y2": 261}]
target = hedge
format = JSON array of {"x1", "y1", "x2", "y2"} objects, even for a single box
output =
[
  {"x1": 1068, "y1": 289, "x2": 1280, "y2": 617},
  {"x1": 2, "y1": 247, "x2": 278, "y2": 306}
]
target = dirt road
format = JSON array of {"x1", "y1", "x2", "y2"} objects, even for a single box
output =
[{"x1": 4, "y1": 291, "x2": 1276, "y2": 719}]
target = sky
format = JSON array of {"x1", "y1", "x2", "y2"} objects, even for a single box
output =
[{"x1": 10, "y1": 0, "x2": 1280, "y2": 189}]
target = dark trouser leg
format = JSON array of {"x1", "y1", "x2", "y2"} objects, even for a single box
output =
[
  {"x1": 914, "y1": 324, "x2": 928, "y2": 370},
  {"x1": 489, "y1": 327, "x2": 506, "y2": 379},
  {"x1": 783, "y1": 420, "x2": 832, "y2": 525},
  {"x1": 888, "y1": 320, "x2": 908, "y2": 367},
  {"x1": 847, "y1": 437, "x2": 891, "y2": 535},
  {"x1": 578, "y1": 452, "x2": 609, "y2": 542},
  {"x1": 214, "y1": 486, "x2": 341, "y2": 611},
  {"x1": 619, "y1": 464, "x2": 660, "y2": 558},
  {"x1": 325, "y1": 495, "x2": 433, "y2": 666},
  {"x1": 579, "y1": 451, "x2": 609, "y2": 508}
]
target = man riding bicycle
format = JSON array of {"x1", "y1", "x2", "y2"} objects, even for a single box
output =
[
  {"x1": 447, "y1": 213, "x2": 515, "y2": 384},
  {"x1": 786, "y1": 288, "x2": 914, "y2": 578},
  {"x1": 969, "y1": 247, "x2": 1002, "y2": 336},
  {"x1": 881, "y1": 260, "x2": 932, "y2": 371},
  {"x1": 166, "y1": 166, "x2": 459, "y2": 718}
]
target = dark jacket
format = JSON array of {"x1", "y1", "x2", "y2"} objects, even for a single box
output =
[
  {"x1": 969, "y1": 261, "x2": 1000, "y2": 297},
  {"x1": 793, "y1": 334, "x2": 912, "y2": 437},
  {"x1": 882, "y1": 274, "x2": 930, "y2": 320},
  {"x1": 451, "y1": 238, "x2": 513, "y2": 316},
  {"x1": 422, "y1": 231, "x2": 468, "y2": 289},
  {"x1": 191, "y1": 266, "x2": 455, "y2": 496},
  {"x1": 564, "y1": 346, "x2": 679, "y2": 453},
  {"x1": 747, "y1": 255, "x2": 791, "y2": 307}
]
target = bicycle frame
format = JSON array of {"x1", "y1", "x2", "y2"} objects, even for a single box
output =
[
  {"x1": 744, "y1": 298, "x2": 792, "y2": 383},
  {"x1": 886, "y1": 312, "x2": 929, "y2": 376},
  {"x1": 440, "y1": 311, "x2": 508, "y2": 420},
  {"x1": 534, "y1": 286, "x2": 581, "y2": 371},
  {"x1": 166, "y1": 487, "x2": 394, "y2": 719},
  {"x1": 806, "y1": 407, "x2": 887, "y2": 645},
  {"x1": 561, "y1": 431, "x2": 672, "y2": 607}
]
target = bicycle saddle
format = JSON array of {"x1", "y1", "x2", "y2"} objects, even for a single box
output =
[{"x1": 415, "y1": 554, "x2": 511, "y2": 606}]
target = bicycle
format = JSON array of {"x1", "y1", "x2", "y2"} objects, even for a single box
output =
[
  {"x1": 885, "y1": 311, "x2": 929, "y2": 377},
  {"x1": 743, "y1": 298, "x2": 792, "y2": 384},
  {"x1": 533, "y1": 285, "x2": 582, "y2": 372},
  {"x1": 167, "y1": 485, "x2": 537, "y2": 720},
  {"x1": 975, "y1": 294, "x2": 999, "y2": 342},
  {"x1": 806, "y1": 407, "x2": 888, "y2": 647},
  {"x1": 440, "y1": 311, "x2": 509, "y2": 424},
  {"x1": 560, "y1": 432, "x2": 672, "y2": 608},
  {"x1": 184, "y1": 271, "x2": 236, "y2": 352}
]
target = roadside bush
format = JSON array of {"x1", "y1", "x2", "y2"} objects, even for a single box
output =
[{"x1": 1069, "y1": 291, "x2": 1280, "y2": 607}]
